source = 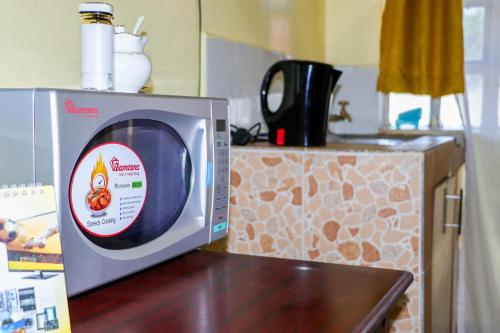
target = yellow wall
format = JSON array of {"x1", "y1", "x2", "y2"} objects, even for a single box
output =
[
  {"x1": 325, "y1": 0, "x2": 385, "y2": 66},
  {"x1": 201, "y1": 0, "x2": 385, "y2": 66},
  {"x1": 0, "y1": 0, "x2": 199, "y2": 95},
  {"x1": 201, "y1": 0, "x2": 325, "y2": 62},
  {"x1": 0, "y1": 1, "x2": 383, "y2": 95}
]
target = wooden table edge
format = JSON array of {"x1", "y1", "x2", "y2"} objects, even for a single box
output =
[{"x1": 352, "y1": 271, "x2": 414, "y2": 333}]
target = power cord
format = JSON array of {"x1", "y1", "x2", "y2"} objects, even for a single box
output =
[{"x1": 230, "y1": 123, "x2": 262, "y2": 145}]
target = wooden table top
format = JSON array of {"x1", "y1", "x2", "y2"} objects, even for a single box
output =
[{"x1": 69, "y1": 251, "x2": 413, "y2": 333}]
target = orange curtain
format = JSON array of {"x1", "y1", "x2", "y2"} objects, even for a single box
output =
[{"x1": 377, "y1": 0, "x2": 465, "y2": 98}]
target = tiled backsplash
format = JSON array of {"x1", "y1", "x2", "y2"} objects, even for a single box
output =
[
  {"x1": 204, "y1": 36, "x2": 288, "y2": 129},
  {"x1": 329, "y1": 66, "x2": 382, "y2": 134},
  {"x1": 203, "y1": 36, "x2": 382, "y2": 134}
]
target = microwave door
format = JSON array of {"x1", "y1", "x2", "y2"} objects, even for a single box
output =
[{"x1": 69, "y1": 119, "x2": 193, "y2": 249}]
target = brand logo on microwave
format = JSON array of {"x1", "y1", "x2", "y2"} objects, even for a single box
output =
[
  {"x1": 110, "y1": 157, "x2": 141, "y2": 172},
  {"x1": 64, "y1": 99, "x2": 99, "y2": 118}
]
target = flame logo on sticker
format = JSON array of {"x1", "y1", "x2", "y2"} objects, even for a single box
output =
[
  {"x1": 90, "y1": 153, "x2": 109, "y2": 191},
  {"x1": 87, "y1": 153, "x2": 111, "y2": 212}
]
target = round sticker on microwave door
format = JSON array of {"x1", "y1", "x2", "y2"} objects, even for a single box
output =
[{"x1": 69, "y1": 142, "x2": 147, "y2": 237}]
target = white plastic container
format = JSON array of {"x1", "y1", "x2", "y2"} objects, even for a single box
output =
[{"x1": 79, "y1": 3, "x2": 114, "y2": 91}]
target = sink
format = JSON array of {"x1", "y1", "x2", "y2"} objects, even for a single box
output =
[
  {"x1": 327, "y1": 134, "x2": 422, "y2": 146},
  {"x1": 242, "y1": 133, "x2": 456, "y2": 152}
]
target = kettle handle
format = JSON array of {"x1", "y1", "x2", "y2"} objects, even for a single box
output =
[
  {"x1": 328, "y1": 68, "x2": 343, "y2": 114},
  {"x1": 260, "y1": 62, "x2": 284, "y2": 120}
]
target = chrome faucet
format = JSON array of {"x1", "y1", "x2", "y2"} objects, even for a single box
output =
[{"x1": 329, "y1": 100, "x2": 352, "y2": 123}]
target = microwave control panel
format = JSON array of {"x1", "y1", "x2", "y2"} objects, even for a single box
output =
[{"x1": 211, "y1": 114, "x2": 230, "y2": 240}]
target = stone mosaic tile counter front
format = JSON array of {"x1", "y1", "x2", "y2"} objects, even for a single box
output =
[{"x1": 228, "y1": 148, "x2": 423, "y2": 333}]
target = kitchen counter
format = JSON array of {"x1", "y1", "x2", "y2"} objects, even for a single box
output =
[
  {"x1": 69, "y1": 251, "x2": 413, "y2": 333},
  {"x1": 237, "y1": 135, "x2": 458, "y2": 152},
  {"x1": 226, "y1": 135, "x2": 465, "y2": 332}
]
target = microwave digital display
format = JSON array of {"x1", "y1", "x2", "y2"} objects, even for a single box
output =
[{"x1": 216, "y1": 119, "x2": 226, "y2": 132}]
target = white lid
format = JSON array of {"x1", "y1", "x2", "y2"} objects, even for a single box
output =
[{"x1": 78, "y1": 2, "x2": 113, "y2": 15}]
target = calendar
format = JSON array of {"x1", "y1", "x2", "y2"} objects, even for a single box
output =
[{"x1": 0, "y1": 184, "x2": 70, "y2": 333}]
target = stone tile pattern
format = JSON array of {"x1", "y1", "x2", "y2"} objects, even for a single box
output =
[
  {"x1": 229, "y1": 151, "x2": 303, "y2": 259},
  {"x1": 303, "y1": 153, "x2": 422, "y2": 333},
  {"x1": 228, "y1": 149, "x2": 422, "y2": 333}
]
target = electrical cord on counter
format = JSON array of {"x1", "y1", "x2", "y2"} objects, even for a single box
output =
[{"x1": 230, "y1": 123, "x2": 266, "y2": 146}]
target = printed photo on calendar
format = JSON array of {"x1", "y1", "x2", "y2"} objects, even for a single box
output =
[{"x1": 0, "y1": 185, "x2": 70, "y2": 333}]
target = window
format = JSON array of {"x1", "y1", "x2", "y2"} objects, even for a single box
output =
[
  {"x1": 388, "y1": 93, "x2": 431, "y2": 129},
  {"x1": 387, "y1": 92, "x2": 463, "y2": 129},
  {"x1": 385, "y1": 4, "x2": 488, "y2": 130},
  {"x1": 463, "y1": 6, "x2": 486, "y2": 62},
  {"x1": 466, "y1": 74, "x2": 484, "y2": 128},
  {"x1": 440, "y1": 94, "x2": 463, "y2": 129},
  {"x1": 463, "y1": 4, "x2": 487, "y2": 128}
]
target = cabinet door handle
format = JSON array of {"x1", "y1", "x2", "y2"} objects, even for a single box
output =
[
  {"x1": 445, "y1": 190, "x2": 463, "y2": 235},
  {"x1": 442, "y1": 188, "x2": 448, "y2": 234},
  {"x1": 458, "y1": 189, "x2": 463, "y2": 235}
]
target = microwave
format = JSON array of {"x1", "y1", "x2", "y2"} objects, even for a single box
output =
[{"x1": 0, "y1": 89, "x2": 230, "y2": 295}]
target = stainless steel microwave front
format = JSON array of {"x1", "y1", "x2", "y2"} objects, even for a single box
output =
[{"x1": 0, "y1": 89, "x2": 229, "y2": 295}]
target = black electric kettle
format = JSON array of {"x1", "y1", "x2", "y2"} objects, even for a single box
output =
[{"x1": 260, "y1": 60, "x2": 342, "y2": 146}]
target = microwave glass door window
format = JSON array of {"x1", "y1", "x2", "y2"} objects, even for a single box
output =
[{"x1": 69, "y1": 119, "x2": 192, "y2": 249}]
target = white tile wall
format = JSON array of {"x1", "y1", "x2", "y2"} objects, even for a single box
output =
[
  {"x1": 203, "y1": 36, "x2": 382, "y2": 134},
  {"x1": 328, "y1": 66, "x2": 382, "y2": 135},
  {"x1": 203, "y1": 36, "x2": 288, "y2": 130}
]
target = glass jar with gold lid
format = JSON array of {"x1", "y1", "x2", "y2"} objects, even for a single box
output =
[{"x1": 78, "y1": 2, "x2": 114, "y2": 91}]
